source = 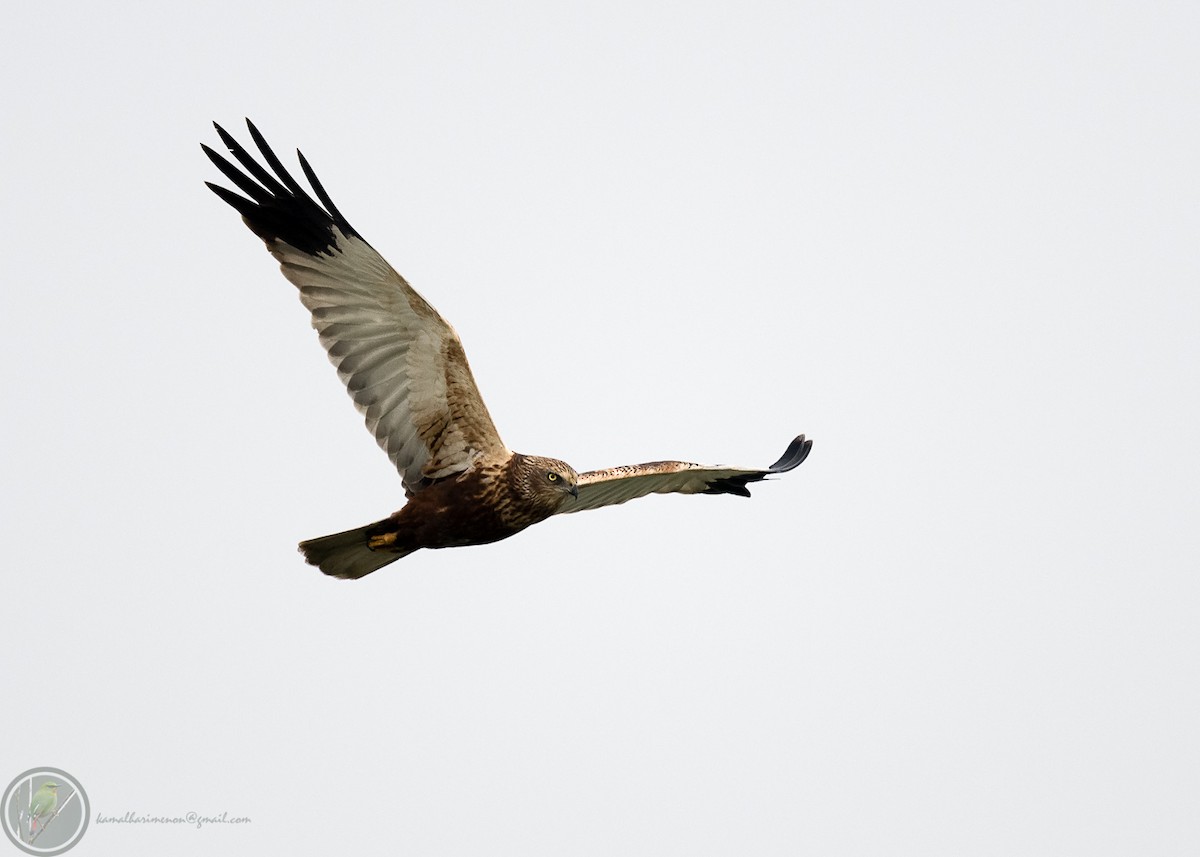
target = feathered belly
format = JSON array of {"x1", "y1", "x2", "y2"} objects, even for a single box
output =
[{"x1": 379, "y1": 472, "x2": 556, "y2": 551}]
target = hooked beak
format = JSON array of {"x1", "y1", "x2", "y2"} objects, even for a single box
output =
[{"x1": 567, "y1": 484, "x2": 579, "y2": 499}]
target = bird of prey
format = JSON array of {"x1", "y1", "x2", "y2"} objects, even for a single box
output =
[
  {"x1": 203, "y1": 120, "x2": 812, "y2": 579},
  {"x1": 27, "y1": 782, "x2": 58, "y2": 837}
]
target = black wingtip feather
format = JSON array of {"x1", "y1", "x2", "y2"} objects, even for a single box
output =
[
  {"x1": 203, "y1": 119, "x2": 361, "y2": 256},
  {"x1": 297, "y1": 148, "x2": 354, "y2": 229},
  {"x1": 703, "y1": 479, "x2": 754, "y2": 497},
  {"x1": 205, "y1": 181, "x2": 257, "y2": 218},
  {"x1": 701, "y1": 434, "x2": 813, "y2": 498},
  {"x1": 768, "y1": 435, "x2": 812, "y2": 473}
]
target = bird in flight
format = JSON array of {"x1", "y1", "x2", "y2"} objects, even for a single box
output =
[{"x1": 203, "y1": 120, "x2": 812, "y2": 579}]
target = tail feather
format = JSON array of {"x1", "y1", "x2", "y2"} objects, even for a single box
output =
[{"x1": 298, "y1": 520, "x2": 414, "y2": 579}]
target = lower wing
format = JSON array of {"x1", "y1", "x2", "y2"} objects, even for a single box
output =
[{"x1": 559, "y1": 435, "x2": 812, "y2": 514}]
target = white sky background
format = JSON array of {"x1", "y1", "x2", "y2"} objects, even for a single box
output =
[{"x1": 2, "y1": 1, "x2": 1197, "y2": 854}]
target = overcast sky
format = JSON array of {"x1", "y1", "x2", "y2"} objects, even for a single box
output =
[{"x1": 3, "y1": 1, "x2": 1198, "y2": 854}]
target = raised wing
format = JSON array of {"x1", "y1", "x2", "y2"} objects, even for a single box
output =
[
  {"x1": 560, "y1": 435, "x2": 812, "y2": 514},
  {"x1": 203, "y1": 120, "x2": 510, "y2": 493}
]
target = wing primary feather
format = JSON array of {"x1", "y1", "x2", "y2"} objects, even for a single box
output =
[
  {"x1": 702, "y1": 480, "x2": 753, "y2": 498},
  {"x1": 212, "y1": 122, "x2": 291, "y2": 199},
  {"x1": 206, "y1": 120, "x2": 354, "y2": 256},
  {"x1": 245, "y1": 121, "x2": 358, "y2": 240},
  {"x1": 204, "y1": 181, "x2": 261, "y2": 221},
  {"x1": 701, "y1": 436, "x2": 811, "y2": 497},
  {"x1": 201, "y1": 144, "x2": 275, "y2": 203},
  {"x1": 768, "y1": 435, "x2": 812, "y2": 473},
  {"x1": 244, "y1": 119, "x2": 317, "y2": 204},
  {"x1": 297, "y1": 148, "x2": 355, "y2": 234}
]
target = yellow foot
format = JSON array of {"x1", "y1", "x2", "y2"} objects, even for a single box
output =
[{"x1": 368, "y1": 531, "x2": 398, "y2": 550}]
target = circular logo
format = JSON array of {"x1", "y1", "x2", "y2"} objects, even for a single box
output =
[{"x1": 2, "y1": 768, "x2": 89, "y2": 855}]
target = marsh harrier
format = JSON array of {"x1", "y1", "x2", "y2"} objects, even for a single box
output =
[{"x1": 204, "y1": 121, "x2": 812, "y2": 578}]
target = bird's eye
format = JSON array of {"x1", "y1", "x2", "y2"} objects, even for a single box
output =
[{"x1": 547, "y1": 472, "x2": 559, "y2": 482}]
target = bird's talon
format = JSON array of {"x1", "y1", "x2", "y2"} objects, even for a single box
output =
[{"x1": 368, "y1": 532, "x2": 397, "y2": 550}]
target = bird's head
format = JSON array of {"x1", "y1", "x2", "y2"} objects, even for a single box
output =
[
  {"x1": 518, "y1": 454, "x2": 580, "y2": 509},
  {"x1": 40, "y1": 783, "x2": 58, "y2": 792}
]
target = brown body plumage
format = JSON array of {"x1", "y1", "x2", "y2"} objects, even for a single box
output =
[
  {"x1": 300, "y1": 454, "x2": 578, "y2": 578},
  {"x1": 204, "y1": 121, "x2": 812, "y2": 579}
]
